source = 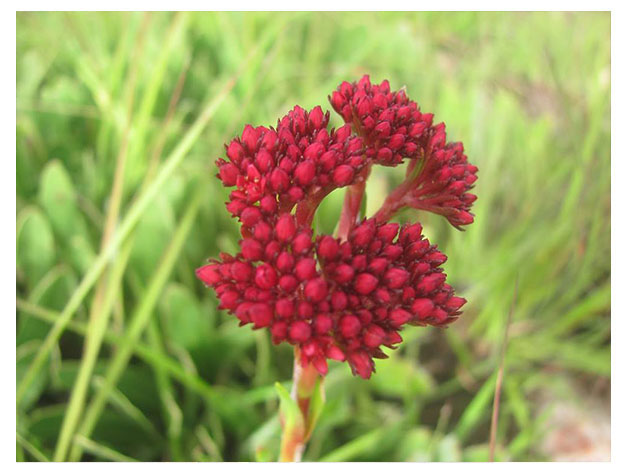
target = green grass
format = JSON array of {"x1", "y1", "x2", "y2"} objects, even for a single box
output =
[{"x1": 16, "y1": 11, "x2": 610, "y2": 462}]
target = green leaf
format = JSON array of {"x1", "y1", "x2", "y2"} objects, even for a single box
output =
[
  {"x1": 305, "y1": 378, "x2": 325, "y2": 440},
  {"x1": 160, "y1": 283, "x2": 210, "y2": 351},
  {"x1": 16, "y1": 207, "x2": 56, "y2": 288},
  {"x1": 275, "y1": 382, "x2": 304, "y2": 435},
  {"x1": 38, "y1": 159, "x2": 87, "y2": 241},
  {"x1": 395, "y1": 427, "x2": 433, "y2": 461},
  {"x1": 371, "y1": 354, "x2": 433, "y2": 398}
]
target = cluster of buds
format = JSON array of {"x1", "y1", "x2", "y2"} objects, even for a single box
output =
[
  {"x1": 197, "y1": 75, "x2": 478, "y2": 379},
  {"x1": 330, "y1": 76, "x2": 477, "y2": 228}
]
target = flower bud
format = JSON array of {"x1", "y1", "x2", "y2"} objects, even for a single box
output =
[
  {"x1": 289, "y1": 321, "x2": 312, "y2": 343},
  {"x1": 332, "y1": 165, "x2": 354, "y2": 186},
  {"x1": 269, "y1": 168, "x2": 289, "y2": 191},
  {"x1": 241, "y1": 125, "x2": 261, "y2": 151},
  {"x1": 241, "y1": 238, "x2": 264, "y2": 261},
  {"x1": 314, "y1": 314, "x2": 333, "y2": 334},
  {"x1": 308, "y1": 106, "x2": 325, "y2": 129},
  {"x1": 196, "y1": 265, "x2": 221, "y2": 286},
  {"x1": 384, "y1": 268, "x2": 410, "y2": 289},
  {"x1": 219, "y1": 291, "x2": 239, "y2": 310},
  {"x1": 411, "y1": 298, "x2": 434, "y2": 319},
  {"x1": 276, "y1": 298, "x2": 295, "y2": 319},
  {"x1": 389, "y1": 308, "x2": 412, "y2": 327},
  {"x1": 355, "y1": 273, "x2": 378, "y2": 295},
  {"x1": 230, "y1": 261, "x2": 253, "y2": 282},
  {"x1": 334, "y1": 264, "x2": 355, "y2": 284},
  {"x1": 295, "y1": 258, "x2": 317, "y2": 281},
  {"x1": 250, "y1": 303, "x2": 273, "y2": 328},
  {"x1": 416, "y1": 272, "x2": 446, "y2": 294},
  {"x1": 240, "y1": 207, "x2": 262, "y2": 227},
  {"x1": 339, "y1": 315, "x2": 361, "y2": 338},
  {"x1": 294, "y1": 160, "x2": 316, "y2": 186},
  {"x1": 292, "y1": 232, "x2": 312, "y2": 254},
  {"x1": 331, "y1": 291, "x2": 348, "y2": 310},
  {"x1": 255, "y1": 264, "x2": 278, "y2": 289},
  {"x1": 276, "y1": 251, "x2": 295, "y2": 273},
  {"x1": 279, "y1": 274, "x2": 298, "y2": 292},
  {"x1": 226, "y1": 140, "x2": 245, "y2": 163},
  {"x1": 348, "y1": 351, "x2": 373, "y2": 379},
  {"x1": 363, "y1": 324, "x2": 386, "y2": 348},
  {"x1": 305, "y1": 278, "x2": 328, "y2": 302},
  {"x1": 326, "y1": 345, "x2": 346, "y2": 361},
  {"x1": 318, "y1": 235, "x2": 339, "y2": 260},
  {"x1": 217, "y1": 163, "x2": 239, "y2": 186},
  {"x1": 271, "y1": 321, "x2": 288, "y2": 343},
  {"x1": 276, "y1": 214, "x2": 296, "y2": 242}
]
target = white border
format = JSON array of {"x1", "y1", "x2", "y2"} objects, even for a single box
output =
[{"x1": 6, "y1": 3, "x2": 624, "y2": 473}]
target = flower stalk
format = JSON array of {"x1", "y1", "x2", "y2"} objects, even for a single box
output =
[{"x1": 278, "y1": 348, "x2": 323, "y2": 462}]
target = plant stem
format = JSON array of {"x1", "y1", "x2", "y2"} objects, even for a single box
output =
[
  {"x1": 337, "y1": 164, "x2": 371, "y2": 240},
  {"x1": 279, "y1": 348, "x2": 321, "y2": 462}
]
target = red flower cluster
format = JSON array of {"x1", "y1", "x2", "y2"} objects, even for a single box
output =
[
  {"x1": 331, "y1": 76, "x2": 477, "y2": 228},
  {"x1": 197, "y1": 75, "x2": 477, "y2": 379}
]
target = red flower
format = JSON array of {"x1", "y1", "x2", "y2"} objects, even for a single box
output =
[
  {"x1": 330, "y1": 76, "x2": 478, "y2": 228},
  {"x1": 197, "y1": 76, "x2": 477, "y2": 379}
]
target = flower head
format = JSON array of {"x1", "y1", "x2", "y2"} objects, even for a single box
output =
[{"x1": 197, "y1": 76, "x2": 477, "y2": 378}]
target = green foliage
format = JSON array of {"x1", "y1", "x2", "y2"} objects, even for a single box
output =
[{"x1": 16, "y1": 12, "x2": 610, "y2": 461}]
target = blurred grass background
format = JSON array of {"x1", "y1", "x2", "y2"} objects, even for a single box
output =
[{"x1": 16, "y1": 11, "x2": 610, "y2": 462}]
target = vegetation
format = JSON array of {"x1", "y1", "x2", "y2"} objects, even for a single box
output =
[{"x1": 16, "y1": 11, "x2": 610, "y2": 461}]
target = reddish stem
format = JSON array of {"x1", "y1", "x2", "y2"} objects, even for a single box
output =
[
  {"x1": 279, "y1": 348, "x2": 321, "y2": 462},
  {"x1": 337, "y1": 164, "x2": 371, "y2": 240}
]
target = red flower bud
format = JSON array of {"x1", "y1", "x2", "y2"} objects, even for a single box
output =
[
  {"x1": 348, "y1": 351, "x2": 373, "y2": 379},
  {"x1": 355, "y1": 273, "x2": 378, "y2": 295},
  {"x1": 292, "y1": 232, "x2": 312, "y2": 254},
  {"x1": 305, "y1": 278, "x2": 328, "y2": 302},
  {"x1": 253, "y1": 221, "x2": 273, "y2": 242},
  {"x1": 295, "y1": 258, "x2": 317, "y2": 281},
  {"x1": 276, "y1": 214, "x2": 296, "y2": 242},
  {"x1": 416, "y1": 272, "x2": 446, "y2": 295},
  {"x1": 279, "y1": 274, "x2": 298, "y2": 292},
  {"x1": 196, "y1": 265, "x2": 221, "y2": 286},
  {"x1": 217, "y1": 163, "x2": 239, "y2": 186},
  {"x1": 333, "y1": 264, "x2": 355, "y2": 284},
  {"x1": 231, "y1": 261, "x2": 253, "y2": 282},
  {"x1": 276, "y1": 251, "x2": 295, "y2": 273},
  {"x1": 294, "y1": 160, "x2": 316, "y2": 186},
  {"x1": 339, "y1": 315, "x2": 362, "y2": 338},
  {"x1": 271, "y1": 321, "x2": 288, "y2": 343},
  {"x1": 269, "y1": 168, "x2": 290, "y2": 192},
  {"x1": 363, "y1": 324, "x2": 386, "y2": 348},
  {"x1": 332, "y1": 165, "x2": 354, "y2": 186},
  {"x1": 317, "y1": 235, "x2": 339, "y2": 260},
  {"x1": 198, "y1": 76, "x2": 474, "y2": 379},
  {"x1": 255, "y1": 264, "x2": 278, "y2": 289},
  {"x1": 389, "y1": 308, "x2": 412, "y2": 327},
  {"x1": 226, "y1": 140, "x2": 245, "y2": 163},
  {"x1": 446, "y1": 296, "x2": 467, "y2": 312},
  {"x1": 384, "y1": 268, "x2": 410, "y2": 289},
  {"x1": 276, "y1": 298, "x2": 295, "y2": 319},
  {"x1": 308, "y1": 106, "x2": 325, "y2": 129},
  {"x1": 351, "y1": 220, "x2": 376, "y2": 248},
  {"x1": 411, "y1": 298, "x2": 434, "y2": 319},
  {"x1": 240, "y1": 207, "x2": 262, "y2": 227},
  {"x1": 331, "y1": 291, "x2": 348, "y2": 310},
  {"x1": 250, "y1": 303, "x2": 273, "y2": 328},
  {"x1": 314, "y1": 314, "x2": 333, "y2": 334},
  {"x1": 289, "y1": 321, "x2": 312, "y2": 343},
  {"x1": 241, "y1": 238, "x2": 264, "y2": 261}
]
